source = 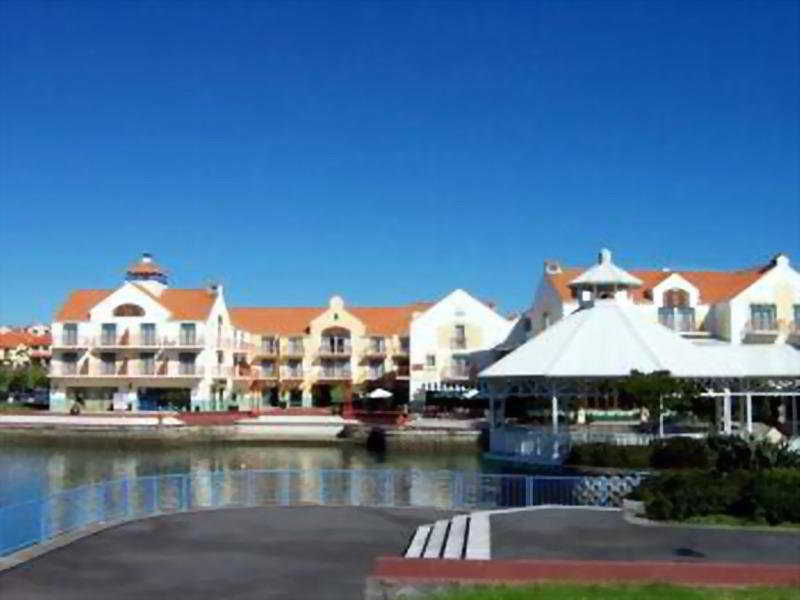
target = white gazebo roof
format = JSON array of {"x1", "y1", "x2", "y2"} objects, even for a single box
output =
[
  {"x1": 569, "y1": 248, "x2": 643, "y2": 288},
  {"x1": 480, "y1": 299, "x2": 800, "y2": 380}
]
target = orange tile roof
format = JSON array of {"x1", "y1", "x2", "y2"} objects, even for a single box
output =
[
  {"x1": 131, "y1": 285, "x2": 218, "y2": 320},
  {"x1": 230, "y1": 302, "x2": 433, "y2": 337},
  {"x1": 55, "y1": 290, "x2": 114, "y2": 321},
  {"x1": 56, "y1": 286, "x2": 217, "y2": 322},
  {"x1": 0, "y1": 331, "x2": 52, "y2": 349},
  {"x1": 230, "y1": 307, "x2": 326, "y2": 336},
  {"x1": 126, "y1": 259, "x2": 168, "y2": 276},
  {"x1": 547, "y1": 266, "x2": 765, "y2": 305}
]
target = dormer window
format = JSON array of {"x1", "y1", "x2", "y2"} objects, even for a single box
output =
[{"x1": 658, "y1": 289, "x2": 694, "y2": 332}]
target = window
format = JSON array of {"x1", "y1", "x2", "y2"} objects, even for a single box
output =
[
  {"x1": 217, "y1": 350, "x2": 224, "y2": 365},
  {"x1": 101, "y1": 352, "x2": 116, "y2": 375},
  {"x1": 399, "y1": 337, "x2": 410, "y2": 353},
  {"x1": 62, "y1": 352, "x2": 78, "y2": 375},
  {"x1": 663, "y1": 289, "x2": 690, "y2": 308},
  {"x1": 452, "y1": 325, "x2": 466, "y2": 349},
  {"x1": 140, "y1": 352, "x2": 155, "y2": 375},
  {"x1": 63, "y1": 324, "x2": 78, "y2": 346},
  {"x1": 658, "y1": 307, "x2": 695, "y2": 332},
  {"x1": 287, "y1": 359, "x2": 302, "y2": 378},
  {"x1": 101, "y1": 324, "x2": 117, "y2": 346},
  {"x1": 140, "y1": 323, "x2": 156, "y2": 346},
  {"x1": 370, "y1": 337, "x2": 385, "y2": 353},
  {"x1": 794, "y1": 304, "x2": 800, "y2": 327},
  {"x1": 453, "y1": 356, "x2": 469, "y2": 377},
  {"x1": 425, "y1": 354, "x2": 436, "y2": 368},
  {"x1": 261, "y1": 336, "x2": 276, "y2": 354},
  {"x1": 113, "y1": 303, "x2": 145, "y2": 317},
  {"x1": 288, "y1": 337, "x2": 304, "y2": 354},
  {"x1": 750, "y1": 304, "x2": 777, "y2": 331},
  {"x1": 180, "y1": 323, "x2": 196, "y2": 345},
  {"x1": 179, "y1": 352, "x2": 196, "y2": 375},
  {"x1": 261, "y1": 359, "x2": 275, "y2": 376},
  {"x1": 369, "y1": 360, "x2": 385, "y2": 379}
]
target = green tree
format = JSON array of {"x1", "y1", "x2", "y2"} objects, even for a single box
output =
[{"x1": 618, "y1": 370, "x2": 698, "y2": 434}]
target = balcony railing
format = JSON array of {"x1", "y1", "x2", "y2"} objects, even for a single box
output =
[
  {"x1": 281, "y1": 343, "x2": 305, "y2": 357},
  {"x1": 50, "y1": 363, "x2": 204, "y2": 377},
  {"x1": 317, "y1": 342, "x2": 352, "y2": 357},
  {"x1": 441, "y1": 365, "x2": 470, "y2": 380},
  {"x1": 53, "y1": 336, "x2": 91, "y2": 348},
  {"x1": 789, "y1": 321, "x2": 800, "y2": 336},
  {"x1": 449, "y1": 337, "x2": 467, "y2": 351},
  {"x1": 318, "y1": 366, "x2": 352, "y2": 380},
  {"x1": 658, "y1": 307, "x2": 696, "y2": 332},
  {"x1": 363, "y1": 367, "x2": 386, "y2": 380},
  {"x1": 362, "y1": 340, "x2": 387, "y2": 356},
  {"x1": 743, "y1": 319, "x2": 780, "y2": 335},
  {"x1": 280, "y1": 367, "x2": 304, "y2": 380}
]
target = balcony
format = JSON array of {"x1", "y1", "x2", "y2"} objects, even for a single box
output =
[
  {"x1": 281, "y1": 343, "x2": 305, "y2": 358},
  {"x1": 441, "y1": 365, "x2": 470, "y2": 381},
  {"x1": 361, "y1": 339, "x2": 387, "y2": 358},
  {"x1": 658, "y1": 307, "x2": 696, "y2": 333},
  {"x1": 52, "y1": 336, "x2": 91, "y2": 349},
  {"x1": 317, "y1": 366, "x2": 352, "y2": 381},
  {"x1": 362, "y1": 367, "x2": 386, "y2": 380},
  {"x1": 449, "y1": 337, "x2": 467, "y2": 351},
  {"x1": 395, "y1": 365, "x2": 410, "y2": 379},
  {"x1": 49, "y1": 362, "x2": 204, "y2": 378},
  {"x1": 393, "y1": 339, "x2": 410, "y2": 356},
  {"x1": 742, "y1": 319, "x2": 781, "y2": 341},
  {"x1": 280, "y1": 366, "x2": 304, "y2": 380},
  {"x1": 90, "y1": 334, "x2": 205, "y2": 349},
  {"x1": 254, "y1": 343, "x2": 279, "y2": 358},
  {"x1": 317, "y1": 342, "x2": 352, "y2": 357}
]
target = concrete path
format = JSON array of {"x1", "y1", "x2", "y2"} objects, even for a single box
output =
[
  {"x1": 0, "y1": 506, "x2": 452, "y2": 600},
  {"x1": 491, "y1": 508, "x2": 800, "y2": 564}
]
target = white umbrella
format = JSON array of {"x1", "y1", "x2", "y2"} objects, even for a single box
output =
[{"x1": 367, "y1": 388, "x2": 393, "y2": 399}]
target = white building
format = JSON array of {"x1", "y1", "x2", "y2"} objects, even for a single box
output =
[
  {"x1": 529, "y1": 249, "x2": 800, "y2": 346},
  {"x1": 49, "y1": 254, "x2": 234, "y2": 412},
  {"x1": 409, "y1": 289, "x2": 523, "y2": 403}
]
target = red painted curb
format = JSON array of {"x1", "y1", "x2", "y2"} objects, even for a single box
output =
[{"x1": 371, "y1": 557, "x2": 800, "y2": 588}]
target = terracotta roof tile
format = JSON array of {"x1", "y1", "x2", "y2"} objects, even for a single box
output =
[
  {"x1": 130, "y1": 284, "x2": 218, "y2": 320},
  {"x1": 55, "y1": 290, "x2": 113, "y2": 321},
  {"x1": 230, "y1": 302, "x2": 433, "y2": 337},
  {"x1": 127, "y1": 259, "x2": 167, "y2": 276},
  {"x1": 230, "y1": 307, "x2": 326, "y2": 336},
  {"x1": 0, "y1": 331, "x2": 52, "y2": 349},
  {"x1": 547, "y1": 266, "x2": 765, "y2": 305}
]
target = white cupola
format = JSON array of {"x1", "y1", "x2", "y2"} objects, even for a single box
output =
[{"x1": 568, "y1": 248, "x2": 642, "y2": 306}]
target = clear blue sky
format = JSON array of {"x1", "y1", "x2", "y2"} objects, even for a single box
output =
[{"x1": 1, "y1": 1, "x2": 798, "y2": 324}]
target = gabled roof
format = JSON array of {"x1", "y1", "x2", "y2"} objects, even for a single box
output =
[
  {"x1": 547, "y1": 266, "x2": 764, "y2": 305},
  {"x1": 55, "y1": 286, "x2": 217, "y2": 322},
  {"x1": 130, "y1": 284, "x2": 218, "y2": 320},
  {"x1": 481, "y1": 299, "x2": 800, "y2": 379},
  {"x1": 55, "y1": 290, "x2": 113, "y2": 321},
  {"x1": 0, "y1": 331, "x2": 52, "y2": 349},
  {"x1": 230, "y1": 307, "x2": 326, "y2": 336},
  {"x1": 230, "y1": 302, "x2": 433, "y2": 337}
]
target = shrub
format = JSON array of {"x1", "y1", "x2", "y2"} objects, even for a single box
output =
[
  {"x1": 639, "y1": 468, "x2": 800, "y2": 525},
  {"x1": 706, "y1": 436, "x2": 800, "y2": 472},
  {"x1": 565, "y1": 443, "x2": 651, "y2": 469},
  {"x1": 649, "y1": 437, "x2": 713, "y2": 470},
  {"x1": 740, "y1": 469, "x2": 800, "y2": 525}
]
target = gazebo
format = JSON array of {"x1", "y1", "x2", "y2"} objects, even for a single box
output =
[{"x1": 478, "y1": 298, "x2": 800, "y2": 465}]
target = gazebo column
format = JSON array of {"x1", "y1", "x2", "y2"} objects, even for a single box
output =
[
  {"x1": 723, "y1": 388, "x2": 732, "y2": 435},
  {"x1": 745, "y1": 393, "x2": 753, "y2": 434}
]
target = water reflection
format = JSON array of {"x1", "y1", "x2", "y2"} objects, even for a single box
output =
[{"x1": 0, "y1": 444, "x2": 486, "y2": 507}]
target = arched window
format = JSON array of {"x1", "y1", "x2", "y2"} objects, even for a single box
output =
[
  {"x1": 113, "y1": 304, "x2": 145, "y2": 317},
  {"x1": 662, "y1": 289, "x2": 689, "y2": 308}
]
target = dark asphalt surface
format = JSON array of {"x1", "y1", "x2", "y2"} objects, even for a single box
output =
[
  {"x1": 491, "y1": 508, "x2": 800, "y2": 564},
  {"x1": 0, "y1": 506, "x2": 452, "y2": 600}
]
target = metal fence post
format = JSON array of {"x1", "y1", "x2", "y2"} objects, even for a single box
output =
[
  {"x1": 280, "y1": 471, "x2": 291, "y2": 506},
  {"x1": 349, "y1": 470, "x2": 360, "y2": 506},
  {"x1": 384, "y1": 470, "x2": 394, "y2": 507},
  {"x1": 248, "y1": 470, "x2": 256, "y2": 507},
  {"x1": 525, "y1": 476, "x2": 534, "y2": 506}
]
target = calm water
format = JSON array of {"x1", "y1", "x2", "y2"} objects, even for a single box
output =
[{"x1": 0, "y1": 443, "x2": 492, "y2": 507}]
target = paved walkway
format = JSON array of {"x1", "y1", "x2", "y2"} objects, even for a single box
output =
[
  {"x1": 490, "y1": 508, "x2": 800, "y2": 564},
  {"x1": 0, "y1": 506, "x2": 452, "y2": 600}
]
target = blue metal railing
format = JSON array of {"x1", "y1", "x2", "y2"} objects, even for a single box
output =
[{"x1": 0, "y1": 469, "x2": 641, "y2": 557}]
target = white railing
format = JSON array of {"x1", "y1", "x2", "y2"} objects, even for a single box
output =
[
  {"x1": 52, "y1": 336, "x2": 91, "y2": 348},
  {"x1": 317, "y1": 366, "x2": 352, "y2": 380},
  {"x1": 362, "y1": 339, "x2": 387, "y2": 355},
  {"x1": 743, "y1": 319, "x2": 780, "y2": 335},
  {"x1": 281, "y1": 343, "x2": 305, "y2": 356},
  {"x1": 317, "y1": 343, "x2": 352, "y2": 356},
  {"x1": 50, "y1": 363, "x2": 205, "y2": 377},
  {"x1": 280, "y1": 367, "x2": 304, "y2": 379}
]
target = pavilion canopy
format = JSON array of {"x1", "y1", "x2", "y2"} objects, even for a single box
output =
[{"x1": 480, "y1": 300, "x2": 800, "y2": 380}]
